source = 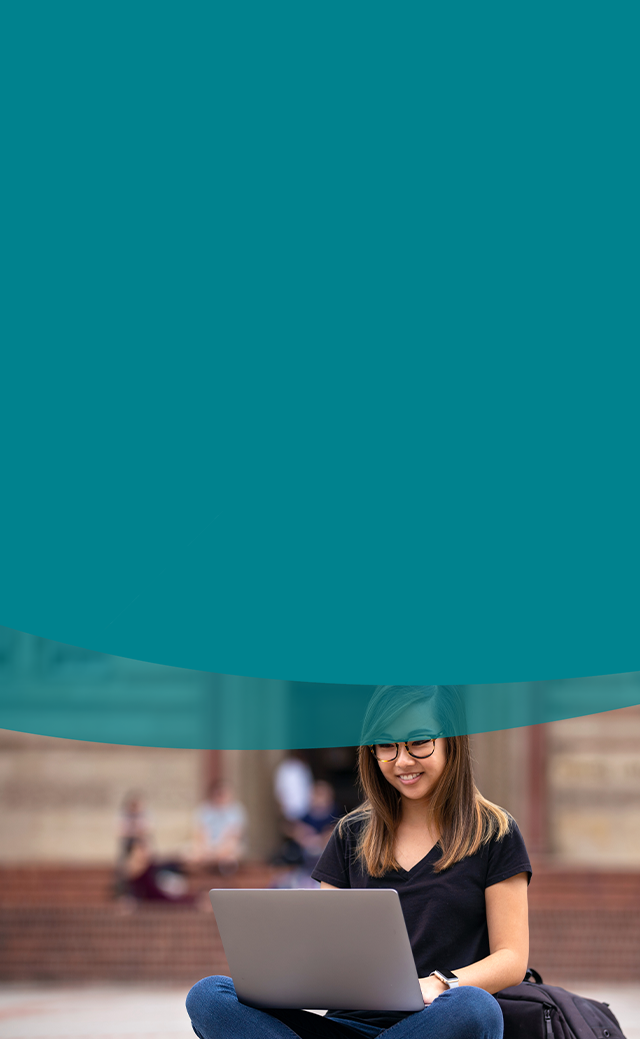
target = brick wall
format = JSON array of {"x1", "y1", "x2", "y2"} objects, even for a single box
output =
[
  {"x1": 0, "y1": 907, "x2": 228, "y2": 984},
  {"x1": 1, "y1": 865, "x2": 638, "y2": 983}
]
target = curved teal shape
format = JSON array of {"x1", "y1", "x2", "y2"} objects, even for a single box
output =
[
  {"x1": 2, "y1": 4, "x2": 640, "y2": 685},
  {"x1": 0, "y1": 629, "x2": 638, "y2": 748}
]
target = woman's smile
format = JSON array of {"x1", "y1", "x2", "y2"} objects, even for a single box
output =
[
  {"x1": 388, "y1": 765, "x2": 437, "y2": 798},
  {"x1": 396, "y1": 771, "x2": 424, "y2": 785}
]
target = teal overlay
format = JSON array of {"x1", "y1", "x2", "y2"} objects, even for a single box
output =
[
  {"x1": 1, "y1": 629, "x2": 638, "y2": 748},
  {"x1": 1, "y1": 4, "x2": 639, "y2": 686}
]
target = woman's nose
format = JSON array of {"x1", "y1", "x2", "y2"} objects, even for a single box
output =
[{"x1": 395, "y1": 743, "x2": 415, "y2": 766}]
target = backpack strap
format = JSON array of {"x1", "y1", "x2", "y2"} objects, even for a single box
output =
[{"x1": 524, "y1": 968, "x2": 544, "y2": 984}]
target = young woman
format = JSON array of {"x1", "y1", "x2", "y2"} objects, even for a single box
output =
[{"x1": 187, "y1": 685, "x2": 531, "y2": 1039}]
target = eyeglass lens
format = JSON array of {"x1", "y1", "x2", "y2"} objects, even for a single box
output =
[{"x1": 373, "y1": 739, "x2": 435, "y2": 761}]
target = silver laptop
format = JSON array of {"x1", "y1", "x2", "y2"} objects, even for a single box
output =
[{"x1": 209, "y1": 888, "x2": 424, "y2": 1012}]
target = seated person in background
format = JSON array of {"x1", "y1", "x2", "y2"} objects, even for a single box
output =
[
  {"x1": 118, "y1": 790, "x2": 151, "y2": 855},
  {"x1": 115, "y1": 790, "x2": 152, "y2": 897},
  {"x1": 122, "y1": 836, "x2": 194, "y2": 903},
  {"x1": 292, "y1": 780, "x2": 338, "y2": 865},
  {"x1": 190, "y1": 779, "x2": 247, "y2": 874}
]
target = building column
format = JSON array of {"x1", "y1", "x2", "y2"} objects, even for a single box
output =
[
  {"x1": 527, "y1": 723, "x2": 548, "y2": 856},
  {"x1": 203, "y1": 749, "x2": 222, "y2": 792}
]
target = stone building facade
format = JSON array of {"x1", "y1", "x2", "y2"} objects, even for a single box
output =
[{"x1": 0, "y1": 628, "x2": 639, "y2": 867}]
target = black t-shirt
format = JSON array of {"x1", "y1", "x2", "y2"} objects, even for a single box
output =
[{"x1": 310, "y1": 815, "x2": 531, "y2": 1031}]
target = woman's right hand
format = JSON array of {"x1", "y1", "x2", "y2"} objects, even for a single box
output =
[{"x1": 418, "y1": 975, "x2": 448, "y2": 1005}]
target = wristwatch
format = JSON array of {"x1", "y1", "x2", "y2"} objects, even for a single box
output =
[{"x1": 429, "y1": 969, "x2": 459, "y2": 989}]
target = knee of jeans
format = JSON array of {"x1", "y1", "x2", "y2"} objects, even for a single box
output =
[
  {"x1": 446, "y1": 986, "x2": 503, "y2": 1037},
  {"x1": 186, "y1": 974, "x2": 235, "y2": 1026}
]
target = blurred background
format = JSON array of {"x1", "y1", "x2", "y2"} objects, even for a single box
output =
[{"x1": 0, "y1": 629, "x2": 638, "y2": 1037}]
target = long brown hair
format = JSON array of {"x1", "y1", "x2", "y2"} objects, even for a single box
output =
[{"x1": 340, "y1": 685, "x2": 510, "y2": 876}]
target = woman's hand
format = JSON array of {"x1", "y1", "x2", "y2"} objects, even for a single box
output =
[{"x1": 419, "y1": 975, "x2": 447, "y2": 1005}]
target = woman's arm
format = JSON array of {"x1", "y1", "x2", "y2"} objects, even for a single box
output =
[
  {"x1": 419, "y1": 871, "x2": 529, "y2": 1003},
  {"x1": 323, "y1": 875, "x2": 528, "y2": 1003}
]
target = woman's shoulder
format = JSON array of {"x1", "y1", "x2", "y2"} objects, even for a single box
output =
[
  {"x1": 312, "y1": 808, "x2": 369, "y2": 887},
  {"x1": 481, "y1": 813, "x2": 532, "y2": 884},
  {"x1": 486, "y1": 810, "x2": 524, "y2": 843},
  {"x1": 320, "y1": 806, "x2": 370, "y2": 861},
  {"x1": 328, "y1": 808, "x2": 366, "y2": 846}
]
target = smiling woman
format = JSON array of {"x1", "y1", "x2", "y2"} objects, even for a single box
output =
[
  {"x1": 186, "y1": 686, "x2": 531, "y2": 1039},
  {"x1": 311, "y1": 685, "x2": 530, "y2": 1036},
  {"x1": 353, "y1": 685, "x2": 512, "y2": 876}
]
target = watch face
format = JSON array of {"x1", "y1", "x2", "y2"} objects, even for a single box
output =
[{"x1": 438, "y1": 970, "x2": 458, "y2": 982}]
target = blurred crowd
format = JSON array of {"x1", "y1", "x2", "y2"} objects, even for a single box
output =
[{"x1": 115, "y1": 752, "x2": 341, "y2": 906}]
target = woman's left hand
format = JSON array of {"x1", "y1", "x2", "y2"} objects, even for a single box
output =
[{"x1": 419, "y1": 975, "x2": 447, "y2": 1005}]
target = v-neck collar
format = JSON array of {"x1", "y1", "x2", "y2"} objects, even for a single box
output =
[{"x1": 396, "y1": 840, "x2": 441, "y2": 876}]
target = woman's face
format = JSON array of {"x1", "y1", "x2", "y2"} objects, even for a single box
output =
[{"x1": 374, "y1": 699, "x2": 447, "y2": 804}]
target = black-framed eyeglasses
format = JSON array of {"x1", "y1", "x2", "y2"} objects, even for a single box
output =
[{"x1": 369, "y1": 736, "x2": 443, "y2": 762}]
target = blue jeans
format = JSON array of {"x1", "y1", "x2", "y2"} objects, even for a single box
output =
[{"x1": 186, "y1": 975, "x2": 504, "y2": 1039}]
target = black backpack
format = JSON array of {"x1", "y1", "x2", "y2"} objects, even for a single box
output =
[{"x1": 495, "y1": 970, "x2": 627, "y2": 1039}]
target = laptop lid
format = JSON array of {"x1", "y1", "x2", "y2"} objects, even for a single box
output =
[{"x1": 209, "y1": 888, "x2": 424, "y2": 1011}]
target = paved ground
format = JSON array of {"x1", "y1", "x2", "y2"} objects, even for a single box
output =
[
  {"x1": 0, "y1": 987, "x2": 192, "y2": 1039},
  {"x1": 0, "y1": 983, "x2": 638, "y2": 1039}
]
